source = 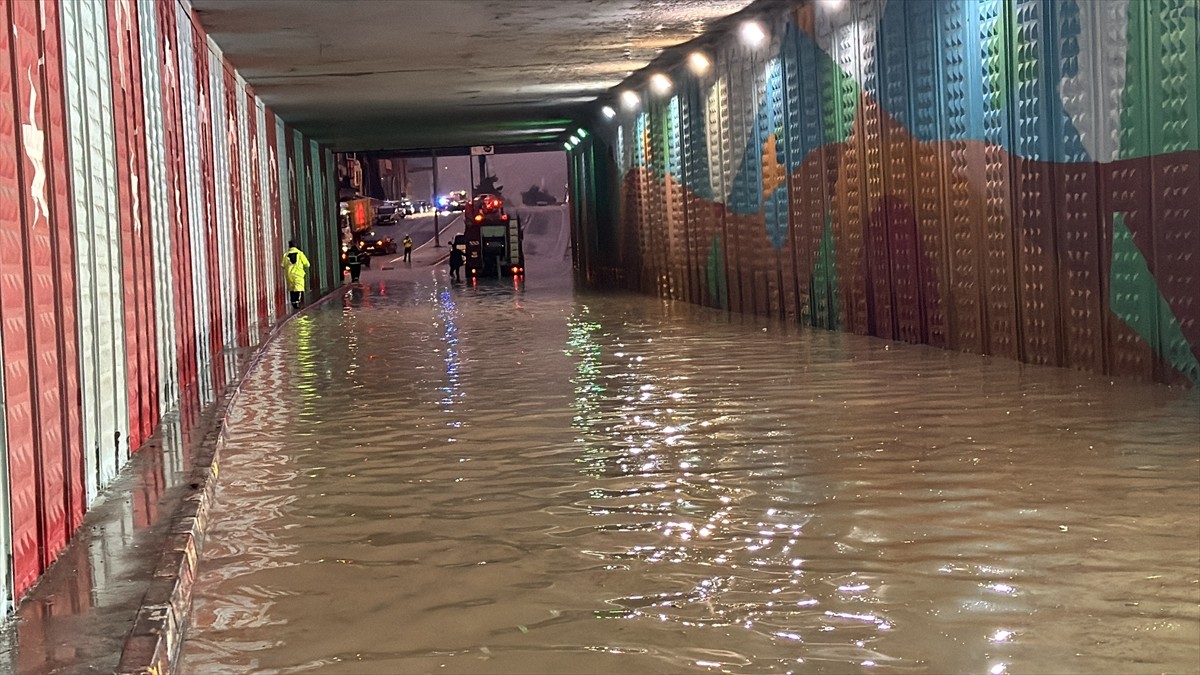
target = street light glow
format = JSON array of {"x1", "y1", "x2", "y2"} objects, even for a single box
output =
[
  {"x1": 820, "y1": 0, "x2": 845, "y2": 9},
  {"x1": 620, "y1": 90, "x2": 640, "y2": 109},
  {"x1": 650, "y1": 73, "x2": 673, "y2": 95},
  {"x1": 577, "y1": 128, "x2": 589, "y2": 139},
  {"x1": 568, "y1": 135, "x2": 580, "y2": 146},
  {"x1": 688, "y1": 51, "x2": 711, "y2": 74},
  {"x1": 601, "y1": 105, "x2": 616, "y2": 120},
  {"x1": 740, "y1": 20, "x2": 766, "y2": 47},
  {"x1": 563, "y1": 142, "x2": 573, "y2": 151}
]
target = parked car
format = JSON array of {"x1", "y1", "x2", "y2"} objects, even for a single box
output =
[
  {"x1": 398, "y1": 197, "x2": 416, "y2": 216},
  {"x1": 359, "y1": 231, "x2": 397, "y2": 255}
]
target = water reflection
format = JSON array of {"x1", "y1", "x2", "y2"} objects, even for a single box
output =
[{"x1": 184, "y1": 280, "x2": 1200, "y2": 674}]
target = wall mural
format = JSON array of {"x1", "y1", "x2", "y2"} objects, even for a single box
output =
[{"x1": 589, "y1": 0, "x2": 1198, "y2": 386}]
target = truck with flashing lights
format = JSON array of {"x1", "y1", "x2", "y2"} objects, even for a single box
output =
[{"x1": 462, "y1": 193, "x2": 524, "y2": 278}]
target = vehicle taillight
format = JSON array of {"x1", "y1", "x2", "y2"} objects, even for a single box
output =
[
  {"x1": 501, "y1": 214, "x2": 508, "y2": 221},
  {"x1": 474, "y1": 214, "x2": 482, "y2": 222}
]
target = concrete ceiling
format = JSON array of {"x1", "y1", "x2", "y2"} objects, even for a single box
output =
[{"x1": 190, "y1": 0, "x2": 768, "y2": 152}]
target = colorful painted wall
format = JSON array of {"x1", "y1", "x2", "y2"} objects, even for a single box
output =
[
  {"x1": 0, "y1": 0, "x2": 338, "y2": 611},
  {"x1": 571, "y1": 0, "x2": 1199, "y2": 387}
]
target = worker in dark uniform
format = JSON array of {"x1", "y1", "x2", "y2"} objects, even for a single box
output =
[
  {"x1": 344, "y1": 244, "x2": 363, "y2": 283},
  {"x1": 449, "y1": 245, "x2": 464, "y2": 282}
]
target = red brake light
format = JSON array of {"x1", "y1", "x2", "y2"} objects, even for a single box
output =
[{"x1": 501, "y1": 214, "x2": 508, "y2": 221}]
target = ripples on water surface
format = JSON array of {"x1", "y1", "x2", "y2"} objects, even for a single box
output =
[{"x1": 184, "y1": 274, "x2": 1199, "y2": 674}]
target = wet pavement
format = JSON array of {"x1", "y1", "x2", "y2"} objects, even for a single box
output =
[
  {"x1": 0, "y1": 348, "x2": 249, "y2": 675},
  {"x1": 180, "y1": 206, "x2": 1199, "y2": 674}
]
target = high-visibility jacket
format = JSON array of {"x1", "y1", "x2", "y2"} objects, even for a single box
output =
[{"x1": 281, "y1": 247, "x2": 311, "y2": 292}]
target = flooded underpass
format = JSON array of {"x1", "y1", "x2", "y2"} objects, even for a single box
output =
[{"x1": 183, "y1": 211, "x2": 1198, "y2": 674}]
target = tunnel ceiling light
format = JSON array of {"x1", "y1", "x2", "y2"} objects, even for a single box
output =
[
  {"x1": 650, "y1": 73, "x2": 673, "y2": 95},
  {"x1": 688, "y1": 51, "x2": 711, "y2": 74},
  {"x1": 740, "y1": 20, "x2": 767, "y2": 47},
  {"x1": 601, "y1": 105, "x2": 617, "y2": 120},
  {"x1": 620, "y1": 90, "x2": 640, "y2": 109}
]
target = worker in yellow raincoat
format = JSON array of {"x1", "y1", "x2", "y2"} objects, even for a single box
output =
[{"x1": 282, "y1": 240, "x2": 311, "y2": 309}]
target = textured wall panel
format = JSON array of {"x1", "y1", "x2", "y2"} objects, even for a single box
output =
[
  {"x1": 1052, "y1": 0, "x2": 1105, "y2": 375},
  {"x1": 939, "y1": 0, "x2": 986, "y2": 353},
  {"x1": 977, "y1": 0, "x2": 1019, "y2": 360},
  {"x1": 269, "y1": 111, "x2": 286, "y2": 317},
  {"x1": 1011, "y1": 0, "x2": 1062, "y2": 368},
  {"x1": 829, "y1": 8, "x2": 870, "y2": 335},
  {"x1": 137, "y1": 0, "x2": 179, "y2": 413},
  {"x1": 247, "y1": 91, "x2": 266, "y2": 332},
  {"x1": 39, "y1": 0, "x2": 85, "y2": 533},
  {"x1": 179, "y1": 5, "x2": 216, "y2": 400},
  {"x1": 225, "y1": 70, "x2": 248, "y2": 347},
  {"x1": 108, "y1": 0, "x2": 155, "y2": 449},
  {"x1": 159, "y1": 0, "x2": 197, "y2": 397},
  {"x1": 62, "y1": 0, "x2": 129, "y2": 504},
  {"x1": 11, "y1": 0, "x2": 73, "y2": 574},
  {"x1": 579, "y1": 0, "x2": 1196, "y2": 387},
  {"x1": 1145, "y1": 0, "x2": 1200, "y2": 382},
  {"x1": 0, "y1": 0, "x2": 42, "y2": 597},
  {"x1": 208, "y1": 50, "x2": 234, "y2": 352},
  {"x1": 0, "y1": 0, "x2": 340, "y2": 604}
]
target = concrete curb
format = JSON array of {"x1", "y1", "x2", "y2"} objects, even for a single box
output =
[{"x1": 116, "y1": 286, "x2": 348, "y2": 675}]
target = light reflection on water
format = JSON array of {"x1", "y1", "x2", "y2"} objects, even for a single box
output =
[{"x1": 183, "y1": 279, "x2": 1199, "y2": 674}]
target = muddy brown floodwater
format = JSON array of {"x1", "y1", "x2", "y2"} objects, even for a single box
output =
[{"x1": 182, "y1": 263, "x2": 1199, "y2": 673}]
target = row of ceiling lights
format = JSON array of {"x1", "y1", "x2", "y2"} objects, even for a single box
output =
[{"x1": 565, "y1": 0, "x2": 848, "y2": 150}]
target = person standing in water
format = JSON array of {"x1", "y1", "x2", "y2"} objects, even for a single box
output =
[
  {"x1": 282, "y1": 239, "x2": 311, "y2": 308},
  {"x1": 448, "y1": 245, "x2": 464, "y2": 281}
]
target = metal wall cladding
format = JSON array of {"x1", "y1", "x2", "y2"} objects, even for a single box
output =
[
  {"x1": 1, "y1": 0, "x2": 42, "y2": 599},
  {"x1": 677, "y1": 79, "x2": 703, "y2": 305},
  {"x1": 247, "y1": 92, "x2": 266, "y2": 333},
  {"x1": 1144, "y1": 0, "x2": 1200, "y2": 384},
  {"x1": 11, "y1": 0, "x2": 73, "y2": 572},
  {"x1": 273, "y1": 117, "x2": 288, "y2": 310},
  {"x1": 1010, "y1": 0, "x2": 1062, "y2": 368},
  {"x1": 977, "y1": 0, "x2": 1020, "y2": 361},
  {"x1": 40, "y1": 0, "x2": 85, "y2": 535},
  {"x1": 905, "y1": 0, "x2": 950, "y2": 350},
  {"x1": 208, "y1": 50, "x2": 234, "y2": 353},
  {"x1": 138, "y1": 0, "x2": 179, "y2": 415},
  {"x1": 0, "y1": 0, "x2": 336, "y2": 604},
  {"x1": 196, "y1": 34, "x2": 224, "y2": 383},
  {"x1": 829, "y1": 10, "x2": 871, "y2": 336},
  {"x1": 225, "y1": 70, "x2": 248, "y2": 348},
  {"x1": 269, "y1": 112, "x2": 286, "y2": 317},
  {"x1": 665, "y1": 97, "x2": 688, "y2": 302},
  {"x1": 61, "y1": 0, "x2": 129, "y2": 505},
  {"x1": 178, "y1": 7, "x2": 215, "y2": 399},
  {"x1": 579, "y1": 2, "x2": 1197, "y2": 386},
  {"x1": 939, "y1": 0, "x2": 987, "y2": 354},
  {"x1": 160, "y1": 0, "x2": 198, "y2": 398},
  {"x1": 107, "y1": 0, "x2": 158, "y2": 449}
]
